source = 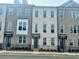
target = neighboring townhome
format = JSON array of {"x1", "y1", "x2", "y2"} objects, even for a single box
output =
[
  {"x1": 32, "y1": 6, "x2": 58, "y2": 51},
  {"x1": 0, "y1": 5, "x2": 6, "y2": 49},
  {"x1": 3, "y1": 0, "x2": 33, "y2": 50},
  {"x1": 58, "y1": 0, "x2": 79, "y2": 52}
]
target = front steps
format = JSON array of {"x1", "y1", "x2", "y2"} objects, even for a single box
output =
[{"x1": 33, "y1": 49, "x2": 39, "y2": 51}]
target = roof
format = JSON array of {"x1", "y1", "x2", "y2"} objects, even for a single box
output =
[{"x1": 60, "y1": 0, "x2": 79, "y2": 7}]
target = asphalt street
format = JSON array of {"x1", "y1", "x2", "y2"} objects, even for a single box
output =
[{"x1": 0, "y1": 55, "x2": 79, "y2": 59}]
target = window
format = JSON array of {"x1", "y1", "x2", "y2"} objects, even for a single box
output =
[
  {"x1": 35, "y1": 10, "x2": 38, "y2": 18},
  {"x1": 23, "y1": 36, "x2": 26, "y2": 43},
  {"x1": 70, "y1": 42, "x2": 73, "y2": 46},
  {"x1": 43, "y1": 11, "x2": 46, "y2": 18},
  {"x1": 19, "y1": 36, "x2": 26, "y2": 44},
  {"x1": 78, "y1": 26, "x2": 79, "y2": 33},
  {"x1": 18, "y1": 22, "x2": 22, "y2": 30},
  {"x1": 35, "y1": 24, "x2": 38, "y2": 32},
  {"x1": 51, "y1": 24, "x2": 54, "y2": 33},
  {"x1": 6, "y1": 21, "x2": 12, "y2": 31},
  {"x1": 17, "y1": 8, "x2": 22, "y2": 17},
  {"x1": 18, "y1": 21, "x2": 27, "y2": 31},
  {"x1": 60, "y1": 25, "x2": 64, "y2": 33},
  {"x1": 70, "y1": 11, "x2": 78, "y2": 19},
  {"x1": 51, "y1": 11, "x2": 54, "y2": 18},
  {"x1": 70, "y1": 25, "x2": 77, "y2": 33},
  {"x1": 58, "y1": 10, "x2": 64, "y2": 19},
  {"x1": 25, "y1": 9, "x2": 31, "y2": 16},
  {"x1": 0, "y1": 21, "x2": 2, "y2": 31},
  {"x1": 23, "y1": 22, "x2": 26, "y2": 31},
  {"x1": 78, "y1": 39, "x2": 79, "y2": 46},
  {"x1": 77, "y1": 13, "x2": 79, "y2": 19},
  {"x1": 43, "y1": 38, "x2": 46, "y2": 45},
  {"x1": 17, "y1": 19, "x2": 28, "y2": 35},
  {"x1": 43, "y1": 24, "x2": 46, "y2": 33},
  {"x1": 8, "y1": 8, "x2": 13, "y2": 16},
  {"x1": 0, "y1": 8, "x2": 3, "y2": 15},
  {"x1": 74, "y1": 25, "x2": 76, "y2": 33},
  {"x1": 0, "y1": 22, "x2": 2, "y2": 31},
  {"x1": 19, "y1": 36, "x2": 22, "y2": 43},
  {"x1": 70, "y1": 25, "x2": 74, "y2": 33},
  {"x1": 72, "y1": 12, "x2": 75, "y2": 19},
  {"x1": 51, "y1": 38, "x2": 55, "y2": 45}
]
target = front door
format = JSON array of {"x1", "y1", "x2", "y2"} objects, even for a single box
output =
[
  {"x1": 6, "y1": 37, "x2": 11, "y2": 48},
  {"x1": 59, "y1": 38, "x2": 65, "y2": 51},
  {"x1": 34, "y1": 38, "x2": 38, "y2": 48}
]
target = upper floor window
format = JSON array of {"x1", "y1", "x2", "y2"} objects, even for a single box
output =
[
  {"x1": 17, "y1": 19, "x2": 28, "y2": 31},
  {"x1": 43, "y1": 38, "x2": 46, "y2": 45},
  {"x1": 35, "y1": 24, "x2": 38, "y2": 32},
  {"x1": 70, "y1": 25, "x2": 74, "y2": 33},
  {"x1": 74, "y1": 25, "x2": 77, "y2": 33},
  {"x1": 70, "y1": 25, "x2": 79, "y2": 34},
  {"x1": 17, "y1": 8, "x2": 22, "y2": 17},
  {"x1": 77, "y1": 13, "x2": 79, "y2": 19},
  {"x1": 35, "y1": 10, "x2": 38, "y2": 18},
  {"x1": 58, "y1": 10, "x2": 64, "y2": 19},
  {"x1": 18, "y1": 22, "x2": 22, "y2": 30},
  {"x1": 6, "y1": 21, "x2": 13, "y2": 31},
  {"x1": 0, "y1": 21, "x2": 2, "y2": 31},
  {"x1": 25, "y1": 9, "x2": 31, "y2": 16},
  {"x1": 8, "y1": 8, "x2": 13, "y2": 16},
  {"x1": 78, "y1": 26, "x2": 79, "y2": 33},
  {"x1": 70, "y1": 11, "x2": 75, "y2": 19},
  {"x1": 69, "y1": 11, "x2": 79, "y2": 19},
  {"x1": 43, "y1": 24, "x2": 46, "y2": 33},
  {"x1": 0, "y1": 8, "x2": 3, "y2": 15},
  {"x1": 51, "y1": 11, "x2": 54, "y2": 18},
  {"x1": 23, "y1": 22, "x2": 26, "y2": 31},
  {"x1": 60, "y1": 25, "x2": 64, "y2": 33},
  {"x1": 43, "y1": 10, "x2": 46, "y2": 18},
  {"x1": 17, "y1": 19, "x2": 28, "y2": 35},
  {"x1": 51, "y1": 24, "x2": 54, "y2": 33},
  {"x1": 18, "y1": 21, "x2": 26, "y2": 31}
]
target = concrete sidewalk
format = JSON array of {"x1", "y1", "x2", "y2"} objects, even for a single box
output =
[{"x1": 0, "y1": 50, "x2": 79, "y2": 56}]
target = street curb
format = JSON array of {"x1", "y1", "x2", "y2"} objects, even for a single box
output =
[{"x1": 0, "y1": 51, "x2": 79, "y2": 56}]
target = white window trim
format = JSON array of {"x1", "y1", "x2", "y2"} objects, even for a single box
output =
[
  {"x1": 19, "y1": 36, "x2": 26, "y2": 44},
  {"x1": 17, "y1": 19, "x2": 28, "y2": 35}
]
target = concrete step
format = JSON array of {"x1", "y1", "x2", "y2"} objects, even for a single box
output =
[{"x1": 33, "y1": 49, "x2": 39, "y2": 51}]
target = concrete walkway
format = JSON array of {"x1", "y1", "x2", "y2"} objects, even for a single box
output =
[{"x1": 0, "y1": 50, "x2": 79, "y2": 56}]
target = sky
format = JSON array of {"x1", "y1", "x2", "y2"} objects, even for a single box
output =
[{"x1": 0, "y1": 0, "x2": 79, "y2": 6}]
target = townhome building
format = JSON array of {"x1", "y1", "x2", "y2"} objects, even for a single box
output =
[
  {"x1": 0, "y1": 0, "x2": 33, "y2": 50},
  {"x1": 0, "y1": 5, "x2": 6, "y2": 49},
  {"x1": 32, "y1": 6, "x2": 58, "y2": 50},
  {"x1": 58, "y1": 0, "x2": 79, "y2": 52}
]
